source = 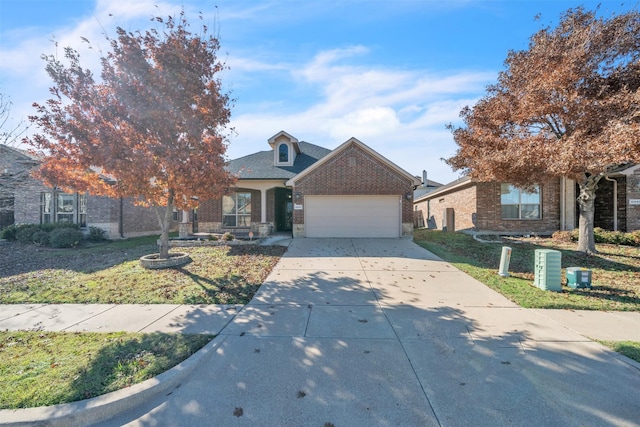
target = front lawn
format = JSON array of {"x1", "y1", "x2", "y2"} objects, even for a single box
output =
[
  {"x1": 414, "y1": 229, "x2": 639, "y2": 311},
  {"x1": 0, "y1": 331, "x2": 212, "y2": 409},
  {"x1": 0, "y1": 237, "x2": 286, "y2": 304}
]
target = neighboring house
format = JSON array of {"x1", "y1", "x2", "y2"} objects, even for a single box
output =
[
  {"x1": 9, "y1": 149, "x2": 174, "y2": 239},
  {"x1": 0, "y1": 144, "x2": 39, "y2": 229},
  {"x1": 195, "y1": 131, "x2": 421, "y2": 238},
  {"x1": 13, "y1": 173, "x2": 173, "y2": 239},
  {"x1": 412, "y1": 177, "x2": 443, "y2": 228},
  {"x1": 413, "y1": 166, "x2": 640, "y2": 234}
]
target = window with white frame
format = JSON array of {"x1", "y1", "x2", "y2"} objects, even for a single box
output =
[
  {"x1": 278, "y1": 143, "x2": 289, "y2": 163},
  {"x1": 222, "y1": 192, "x2": 251, "y2": 227},
  {"x1": 500, "y1": 184, "x2": 540, "y2": 219},
  {"x1": 41, "y1": 191, "x2": 87, "y2": 226}
]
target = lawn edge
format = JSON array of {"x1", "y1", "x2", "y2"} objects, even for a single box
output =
[{"x1": 0, "y1": 334, "x2": 228, "y2": 427}]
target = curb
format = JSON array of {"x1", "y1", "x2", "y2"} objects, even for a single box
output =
[{"x1": 0, "y1": 334, "x2": 228, "y2": 427}]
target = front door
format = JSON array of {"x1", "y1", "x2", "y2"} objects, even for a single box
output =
[{"x1": 275, "y1": 188, "x2": 293, "y2": 232}]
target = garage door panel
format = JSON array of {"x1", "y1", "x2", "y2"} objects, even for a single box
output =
[{"x1": 305, "y1": 196, "x2": 400, "y2": 238}]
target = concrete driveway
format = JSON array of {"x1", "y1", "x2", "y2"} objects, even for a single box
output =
[{"x1": 102, "y1": 238, "x2": 640, "y2": 427}]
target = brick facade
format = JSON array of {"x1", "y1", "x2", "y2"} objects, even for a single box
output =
[
  {"x1": 13, "y1": 176, "x2": 170, "y2": 239},
  {"x1": 626, "y1": 169, "x2": 640, "y2": 231},
  {"x1": 476, "y1": 180, "x2": 561, "y2": 233},
  {"x1": 414, "y1": 178, "x2": 562, "y2": 234},
  {"x1": 594, "y1": 177, "x2": 627, "y2": 231},
  {"x1": 291, "y1": 142, "x2": 415, "y2": 237},
  {"x1": 197, "y1": 188, "x2": 262, "y2": 233}
]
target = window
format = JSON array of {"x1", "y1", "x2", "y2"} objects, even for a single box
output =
[
  {"x1": 41, "y1": 191, "x2": 87, "y2": 227},
  {"x1": 501, "y1": 184, "x2": 540, "y2": 219},
  {"x1": 222, "y1": 192, "x2": 251, "y2": 227},
  {"x1": 278, "y1": 143, "x2": 289, "y2": 163}
]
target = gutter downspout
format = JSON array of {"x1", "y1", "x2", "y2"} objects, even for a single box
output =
[
  {"x1": 119, "y1": 197, "x2": 124, "y2": 238},
  {"x1": 560, "y1": 177, "x2": 566, "y2": 231},
  {"x1": 604, "y1": 176, "x2": 618, "y2": 231}
]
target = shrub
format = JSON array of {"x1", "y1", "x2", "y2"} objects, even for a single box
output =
[
  {"x1": 15, "y1": 225, "x2": 40, "y2": 244},
  {"x1": 31, "y1": 230, "x2": 51, "y2": 246},
  {"x1": 222, "y1": 232, "x2": 235, "y2": 241},
  {"x1": 208, "y1": 234, "x2": 219, "y2": 241},
  {"x1": 87, "y1": 226, "x2": 107, "y2": 242},
  {"x1": 551, "y1": 231, "x2": 574, "y2": 243},
  {"x1": 0, "y1": 224, "x2": 34, "y2": 241},
  {"x1": 49, "y1": 228, "x2": 84, "y2": 248}
]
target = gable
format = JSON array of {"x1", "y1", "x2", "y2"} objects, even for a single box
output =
[{"x1": 286, "y1": 138, "x2": 420, "y2": 187}]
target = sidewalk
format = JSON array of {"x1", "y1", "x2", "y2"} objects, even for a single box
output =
[{"x1": 2, "y1": 303, "x2": 640, "y2": 342}]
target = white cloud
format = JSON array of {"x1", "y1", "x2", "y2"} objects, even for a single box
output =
[{"x1": 228, "y1": 46, "x2": 492, "y2": 182}]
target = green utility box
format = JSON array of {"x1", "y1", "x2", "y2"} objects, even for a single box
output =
[
  {"x1": 566, "y1": 267, "x2": 592, "y2": 289},
  {"x1": 534, "y1": 249, "x2": 562, "y2": 292}
]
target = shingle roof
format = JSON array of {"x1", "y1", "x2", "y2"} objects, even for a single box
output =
[{"x1": 228, "y1": 141, "x2": 332, "y2": 180}]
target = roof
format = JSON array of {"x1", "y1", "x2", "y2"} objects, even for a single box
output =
[
  {"x1": 228, "y1": 141, "x2": 332, "y2": 180},
  {"x1": 414, "y1": 175, "x2": 473, "y2": 202},
  {"x1": 0, "y1": 144, "x2": 39, "y2": 162},
  {"x1": 286, "y1": 137, "x2": 422, "y2": 186}
]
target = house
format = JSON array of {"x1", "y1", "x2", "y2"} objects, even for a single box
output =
[
  {"x1": 10, "y1": 131, "x2": 420, "y2": 239},
  {"x1": 413, "y1": 166, "x2": 640, "y2": 234},
  {"x1": 195, "y1": 131, "x2": 421, "y2": 238},
  {"x1": 9, "y1": 147, "x2": 174, "y2": 239}
]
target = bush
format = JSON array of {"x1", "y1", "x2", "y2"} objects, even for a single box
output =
[
  {"x1": 31, "y1": 230, "x2": 51, "y2": 246},
  {"x1": 49, "y1": 228, "x2": 84, "y2": 248},
  {"x1": 222, "y1": 232, "x2": 235, "y2": 241},
  {"x1": 208, "y1": 234, "x2": 219, "y2": 241},
  {"x1": 551, "y1": 231, "x2": 574, "y2": 243},
  {"x1": 15, "y1": 225, "x2": 40, "y2": 244},
  {"x1": 87, "y1": 226, "x2": 107, "y2": 242},
  {"x1": 1, "y1": 224, "x2": 34, "y2": 241}
]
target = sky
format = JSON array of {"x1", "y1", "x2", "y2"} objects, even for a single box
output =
[{"x1": 0, "y1": 0, "x2": 637, "y2": 184}]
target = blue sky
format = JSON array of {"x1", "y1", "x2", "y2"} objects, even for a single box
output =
[{"x1": 0, "y1": 0, "x2": 636, "y2": 183}]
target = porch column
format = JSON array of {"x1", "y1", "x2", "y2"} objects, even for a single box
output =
[
  {"x1": 178, "y1": 209, "x2": 192, "y2": 238},
  {"x1": 260, "y1": 189, "x2": 267, "y2": 223}
]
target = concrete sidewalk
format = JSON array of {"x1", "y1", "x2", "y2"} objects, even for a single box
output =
[{"x1": 2, "y1": 238, "x2": 640, "y2": 426}]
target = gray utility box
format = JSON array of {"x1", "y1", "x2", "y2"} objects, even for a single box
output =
[
  {"x1": 566, "y1": 267, "x2": 592, "y2": 289},
  {"x1": 534, "y1": 249, "x2": 562, "y2": 292}
]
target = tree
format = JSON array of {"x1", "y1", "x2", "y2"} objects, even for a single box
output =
[
  {"x1": 446, "y1": 7, "x2": 640, "y2": 253},
  {"x1": 27, "y1": 11, "x2": 236, "y2": 258}
]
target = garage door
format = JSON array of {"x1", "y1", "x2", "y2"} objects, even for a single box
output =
[{"x1": 305, "y1": 195, "x2": 401, "y2": 238}]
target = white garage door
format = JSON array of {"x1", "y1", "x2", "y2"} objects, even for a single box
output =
[{"x1": 305, "y1": 195, "x2": 401, "y2": 238}]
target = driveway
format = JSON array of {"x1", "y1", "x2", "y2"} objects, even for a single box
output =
[{"x1": 103, "y1": 238, "x2": 640, "y2": 427}]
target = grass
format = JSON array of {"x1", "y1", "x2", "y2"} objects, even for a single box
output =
[
  {"x1": 0, "y1": 235, "x2": 286, "y2": 409},
  {"x1": 413, "y1": 229, "x2": 639, "y2": 311},
  {"x1": 597, "y1": 341, "x2": 640, "y2": 364},
  {"x1": 0, "y1": 331, "x2": 213, "y2": 409},
  {"x1": 413, "y1": 229, "x2": 640, "y2": 364},
  {"x1": 0, "y1": 236, "x2": 287, "y2": 304}
]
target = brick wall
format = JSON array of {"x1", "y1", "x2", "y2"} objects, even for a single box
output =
[
  {"x1": 627, "y1": 169, "x2": 640, "y2": 231},
  {"x1": 476, "y1": 180, "x2": 561, "y2": 233},
  {"x1": 594, "y1": 177, "x2": 627, "y2": 232},
  {"x1": 13, "y1": 177, "x2": 44, "y2": 224},
  {"x1": 292, "y1": 143, "x2": 414, "y2": 227},
  {"x1": 196, "y1": 188, "x2": 262, "y2": 232},
  {"x1": 422, "y1": 184, "x2": 477, "y2": 231}
]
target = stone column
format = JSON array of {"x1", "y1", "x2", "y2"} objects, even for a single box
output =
[{"x1": 178, "y1": 209, "x2": 192, "y2": 237}]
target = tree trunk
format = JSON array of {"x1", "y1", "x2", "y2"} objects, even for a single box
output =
[
  {"x1": 575, "y1": 175, "x2": 601, "y2": 254},
  {"x1": 157, "y1": 191, "x2": 175, "y2": 259}
]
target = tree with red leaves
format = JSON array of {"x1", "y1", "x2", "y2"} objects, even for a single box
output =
[
  {"x1": 447, "y1": 7, "x2": 640, "y2": 253},
  {"x1": 27, "y1": 11, "x2": 236, "y2": 258}
]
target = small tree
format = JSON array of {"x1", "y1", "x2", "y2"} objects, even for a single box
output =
[
  {"x1": 446, "y1": 7, "x2": 640, "y2": 253},
  {"x1": 27, "y1": 11, "x2": 236, "y2": 258}
]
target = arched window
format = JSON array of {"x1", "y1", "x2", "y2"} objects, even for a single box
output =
[{"x1": 278, "y1": 143, "x2": 289, "y2": 163}]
